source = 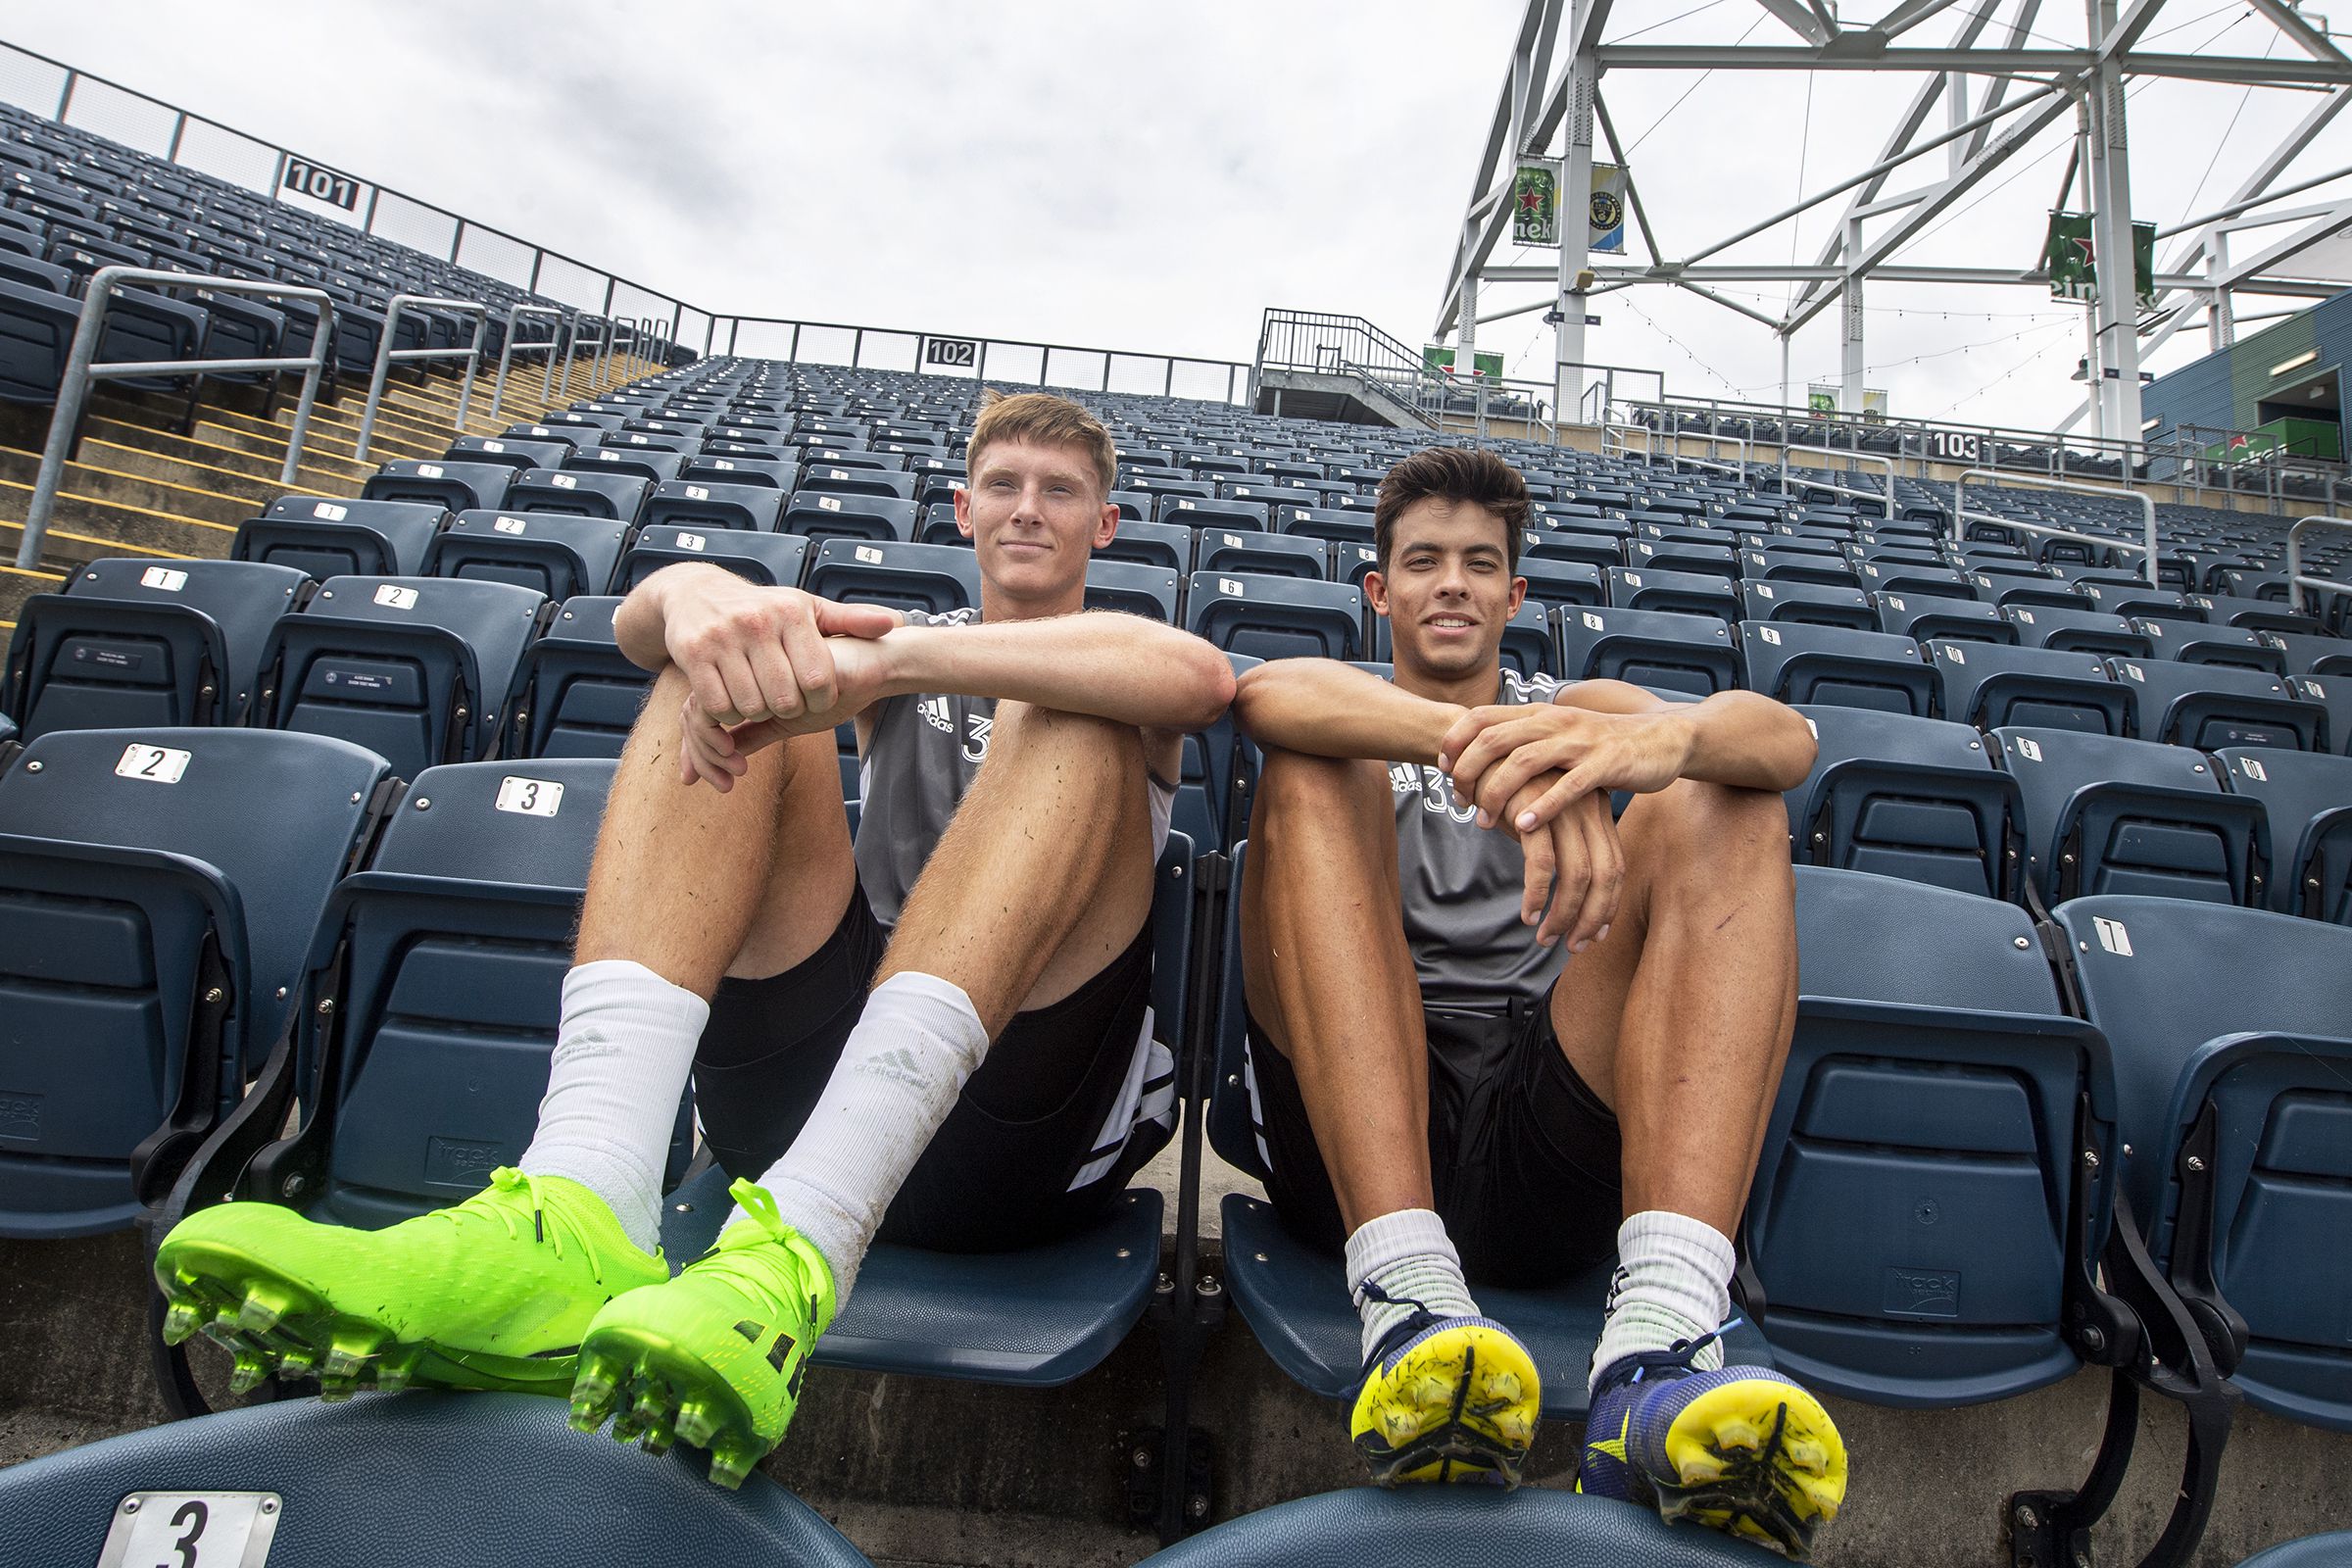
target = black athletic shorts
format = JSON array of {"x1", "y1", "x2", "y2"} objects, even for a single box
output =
[
  {"x1": 693, "y1": 882, "x2": 1159, "y2": 1252},
  {"x1": 1246, "y1": 985, "x2": 1623, "y2": 1290}
]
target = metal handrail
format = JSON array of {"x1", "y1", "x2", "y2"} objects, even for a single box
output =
[
  {"x1": 1601, "y1": 421, "x2": 1653, "y2": 463},
  {"x1": 1954, "y1": 468, "x2": 2161, "y2": 588},
  {"x1": 14, "y1": 266, "x2": 335, "y2": 570},
  {"x1": 488, "y1": 303, "x2": 565, "y2": 419},
  {"x1": 1649, "y1": 426, "x2": 1752, "y2": 480},
  {"x1": 354, "y1": 294, "x2": 489, "y2": 461},
  {"x1": 561, "y1": 317, "x2": 617, "y2": 399},
  {"x1": 2285, "y1": 515, "x2": 2352, "y2": 614},
  {"x1": 1778, "y1": 445, "x2": 1897, "y2": 515}
]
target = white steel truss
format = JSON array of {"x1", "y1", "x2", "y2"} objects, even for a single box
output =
[{"x1": 1438, "y1": 0, "x2": 2352, "y2": 447}]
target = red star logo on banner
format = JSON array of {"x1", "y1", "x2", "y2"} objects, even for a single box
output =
[
  {"x1": 2071, "y1": 234, "x2": 2095, "y2": 265},
  {"x1": 1520, "y1": 189, "x2": 1544, "y2": 213}
]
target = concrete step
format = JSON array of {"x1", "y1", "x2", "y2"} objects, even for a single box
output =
[
  {"x1": 0, "y1": 483, "x2": 233, "y2": 566},
  {"x1": 0, "y1": 563, "x2": 67, "y2": 627},
  {"x1": 0, "y1": 449, "x2": 262, "y2": 529}
]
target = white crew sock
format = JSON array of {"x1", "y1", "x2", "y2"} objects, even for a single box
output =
[
  {"x1": 739, "y1": 970, "x2": 989, "y2": 1306},
  {"x1": 519, "y1": 959, "x2": 710, "y2": 1254},
  {"x1": 1345, "y1": 1207, "x2": 1482, "y2": 1363},
  {"x1": 1589, "y1": 1210, "x2": 1738, "y2": 1391}
]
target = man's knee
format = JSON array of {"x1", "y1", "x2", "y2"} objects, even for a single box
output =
[
  {"x1": 1642, "y1": 779, "x2": 1792, "y2": 890},
  {"x1": 1256, "y1": 747, "x2": 1388, "y2": 827},
  {"x1": 987, "y1": 702, "x2": 1142, "y2": 784}
]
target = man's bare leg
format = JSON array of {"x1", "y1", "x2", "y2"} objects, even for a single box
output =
[
  {"x1": 522, "y1": 665, "x2": 858, "y2": 1250},
  {"x1": 1244, "y1": 748, "x2": 1538, "y2": 1486}
]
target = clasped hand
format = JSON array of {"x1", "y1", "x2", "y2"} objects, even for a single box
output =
[
  {"x1": 663, "y1": 576, "x2": 900, "y2": 792},
  {"x1": 1435, "y1": 704, "x2": 1695, "y2": 952}
]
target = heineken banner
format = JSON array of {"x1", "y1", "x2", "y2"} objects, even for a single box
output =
[
  {"x1": 1512, "y1": 163, "x2": 1559, "y2": 247},
  {"x1": 2045, "y1": 212, "x2": 2157, "y2": 308},
  {"x1": 1424, "y1": 344, "x2": 1505, "y2": 381},
  {"x1": 1590, "y1": 162, "x2": 1627, "y2": 255}
]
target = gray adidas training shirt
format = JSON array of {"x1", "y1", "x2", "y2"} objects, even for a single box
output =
[
  {"x1": 1390, "y1": 668, "x2": 1571, "y2": 1014},
  {"x1": 853, "y1": 608, "x2": 1176, "y2": 929}
]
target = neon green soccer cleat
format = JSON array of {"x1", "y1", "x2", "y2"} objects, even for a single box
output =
[
  {"x1": 153, "y1": 1166, "x2": 668, "y2": 1400},
  {"x1": 567, "y1": 1179, "x2": 837, "y2": 1489},
  {"x1": 1348, "y1": 1290, "x2": 1542, "y2": 1487}
]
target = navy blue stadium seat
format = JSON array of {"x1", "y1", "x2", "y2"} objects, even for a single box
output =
[
  {"x1": 425, "y1": 511, "x2": 627, "y2": 604},
  {"x1": 1207, "y1": 842, "x2": 1769, "y2": 1420},
  {"x1": 1271, "y1": 503, "x2": 1374, "y2": 548},
  {"x1": 2134, "y1": 617, "x2": 2287, "y2": 673},
  {"x1": 1785, "y1": 706, "x2": 2020, "y2": 900},
  {"x1": 509, "y1": 597, "x2": 653, "y2": 760},
  {"x1": 1552, "y1": 606, "x2": 1736, "y2": 696},
  {"x1": 505, "y1": 466, "x2": 652, "y2": 522},
  {"x1": 0, "y1": 1393, "x2": 870, "y2": 1563},
  {"x1": 0, "y1": 727, "x2": 387, "y2": 1235},
  {"x1": 781, "y1": 491, "x2": 919, "y2": 544},
  {"x1": 1627, "y1": 537, "x2": 1737, "y2": 580},
  {"x1": 256, "y1": 575, "x2": 545, "y2": 780},
  {"x1": 641, "y1": 478, "x2": 786, "y2": 534},
  {"x1": 2287, "y1": 675, "x2": 2352, "y2": 756},
  {"x1": 682, "y1": 455, "x2": 799, "y2": 491},
  {"x1": 1519, "y1": 556, "x2": 1606, "y2": 611},
  {"x1": 617, "y1": 525, "x2": 809, "y2": 592},
  {"x1": 2004, "y1": 604, "x2": 2152, "y2": 659},
  {"x1": 1129, "y1": 1487, "x2": 1777, "y2": 1567},
  {"x1": 2056, "y1": 897, "x2": 2352, "y2": 1434},
  {"x1": 1608, "y1": 564, "x2": 1739, "y2": 624},
  {"x1": 5, "y1": 558, "x2": 306, "y2": 738},
  {"x1": 1927, "y1": 641, "x2": 2126, "y2": 733},
  {"x1": 1753, "y1": 868, "x2": 2110, "y2": 1404},
  {"x1": 1084, "y1": 559, "x2": 1181, "y2": 622},
  {"x1": 1995, "y1": 727, "x2": 2265, "y2": 907},
  {"x1": 0, "y1": 276, "x2": 76, "y2": 406},
  {"x1": 2107, "y1": 659, "x2": 2322, "y2": 752},
  {"x1": 569, "y1": 445, "x2": 684, "y2": 486},
  {"x1": 1096, "y1": 515, "x2": 1195, "y2": 572},
  {"x1": 360, "y1": 459, "x2": 514, "y2": 515},
  {"x1": 446, "y1": 434, "x2": 571, "y2": 474},
  {"x1": 2216, "y1": 747, "x2": 2352, "y2": 922},
  {"x1": 233, "y1": 496, "x2": 447, "y2": 579},
  {"x1": 662, "y1": 832, "x2": 1194, "y2": 1386},
  {"x1": 1738, "y1": 622, "x2": 1934, "y2": 714},
  {"x1": 1186, "y1": 570, "x2": 1363, "y2": 662},
  {"x1": 1741, "y1": 546, "x2": 1856, "y2": 587},
  {"x1": 1740, "y1": 579, "x2": 1875, "y2": 630},
  {"x1": 1876, "y1": 591, "x2": 2015, "y2": 646},
  {"x1": 2235, "y1": 1532, "x2": 2352, "y2": 1566},
  {"x1": 2261, "y1": 633, "x2": 2352, "y2": 680},
  {"x1": 799, "y1": 464, "x2": 917, "y2": 502},
  {"x1": 805, "y1": 537, "x2": 981, "y2": 616},
  {"x1": 1196, "y1": 526, "x2": 1328, "y2": 581}
]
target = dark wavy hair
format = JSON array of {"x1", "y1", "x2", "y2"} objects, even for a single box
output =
[{"x1": 1373, "y1": 446, "x2": 1530, "y2": 573}]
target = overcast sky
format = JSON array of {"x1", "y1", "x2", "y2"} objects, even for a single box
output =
[{"x1": 6, "y1": 1, "x2": 2348, "y2": 436}]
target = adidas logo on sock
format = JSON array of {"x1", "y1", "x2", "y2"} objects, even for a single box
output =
[{"x1": 855, "y1": 1045, "x2": 929, "y2": 1090}]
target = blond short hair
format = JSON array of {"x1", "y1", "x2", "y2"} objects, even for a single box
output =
[{"x1": 966, "y1": 390, "x2": 1119, "y2": 500}]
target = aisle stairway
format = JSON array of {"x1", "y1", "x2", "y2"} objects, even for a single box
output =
[{"x1": 0, "y1": 352, "x2": 665, "y2": 630}]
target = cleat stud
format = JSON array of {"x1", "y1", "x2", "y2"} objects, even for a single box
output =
[
  {"x1": 202, "y1": 1311, "x2": 242, "y2": 1347},
  {"x1": 612, "y1": 1415, "x2": 646, "y2": 1445},
  {"x1": 317, "y1": 1376, "x2": 357, "y2": 1403},
  {"x1": 276, "y1": 1350, "x2": 317, "y2": 1381},
  {"x1": 631, "y1": 1389, "x2": 669, "y2": 1426},
  {"x1": 639, "y1": 1419, "x2": 676, "y2": 1457},
  {"x1": 228, "y1": 1354, "x2": 270, "y2": 1395},
  {"x1": 162, "y1": 1302, "x2": 203, "y2": 1346},
  {"x1": 236, "y1": 1285, "x2": 292, "y2": 1336},
  {"x1": 673, "y1": 1399, "x2": 718, "y2": 1447},
  {"x1": 707, "y1": 1444, "x2": 758, "y2": 1491}
]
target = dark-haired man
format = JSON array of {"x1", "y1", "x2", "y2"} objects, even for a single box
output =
[
  {"x1": 1232, "y1": 446, "x2": 1846, "y2": 1556},
  {"x1": 156, "y1": 392, "x2": 1235, "y2": 1485}
]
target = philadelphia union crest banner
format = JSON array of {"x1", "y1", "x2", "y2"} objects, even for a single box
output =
[{"x1": 1590, "y1": 163, "x2": 1627, "y2": 255}]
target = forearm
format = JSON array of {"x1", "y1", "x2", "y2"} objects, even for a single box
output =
[
  {"x1": 1672, "y1": 691, "x2": 1819, "y2": 792},
  {"x1": 612, "y1": 563, "x2": 714, "y2": 671},
  {"x1": 876, "y1": 612, "x2": 1235, "y2": 731},
  {"x1": 1234, "y1": 660, "x2": 1462, "y2": 763}
]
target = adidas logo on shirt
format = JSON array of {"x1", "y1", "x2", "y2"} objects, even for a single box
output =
[{"x1": 919, "y1": 696, "x2": 954, "y2": 734}]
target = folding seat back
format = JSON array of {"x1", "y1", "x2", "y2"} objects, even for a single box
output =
[
  {"x1": 2193, "y1": 593, "x2": 2327, "y2": 637},
  {"x1": 682, "y1": 455, "x2": 799, "y2": 491},
  {"x1": 1158, "y1": 495, "x2": 1269, "y2": 530},
  {"x1": 1083, "y1": 559, "x2": 1180, "y2": 623},
  {"x1": 1928, "y1": 641, "x2": 2126, "y2": 734},
  {"x1": 507, "y1": 597, "x2": 652, "y2": 760},
  {"x1": 1271, "y1": 503, "x2": 1374, "y2": 547},
  {"x1": 1194, "y1": 526, "x2": 1327, "y2": 581},
  {"x1": 426, "y1": 512, "x2": 628, "y2": 604},
  {"x1": 0, "y1": 276, "x2": 77, "y2": 406},
  {"x1": 565, "y1": 445, "x2": 684, "y2": 486},
  {"x1": 804, "y1": 538, "x2": 981, "y2": 616},
  {"x1": 1093, "y1": 515, "x2": 1194, "y2": 572},
  {"x1": 2132, "y1": 616, "x2": 2287, "y2": 674},
  {"x1": 360, "y1": 460, "x2": 514, "y2": 515},
  {"x1": 298, "y1": 759, "x2": 693, "y2": 1227},
  {"x1": 1552, "y1": 606, "x2": 1736, "y2": 695},
  {"x1": 1529, "y1": 529, "x2": 1626, "y2": 572},
  {"x1": 503, "y1": 422, "x2": 594, "y2": 454},
  {"x1": 615, "y1": 525, "x2": 809, "y2": 593},
  {"x1": 780, "y1": 491, "x2": 919, "y2": 545},
  {"x1": 1856, "y1": 561, "x2": 1973, "y2": 600},
  {"x1": 0, "y1": 727, "x2": 388, "y2": 1234},
  {"x1": 1996, "y1": 727, "x2": 2265, "y2": 906},
  {"x1": 83, "y1": 283, "x2": 206, "y2": 396},
  {"x1": 2259, "y1": 632, "x2": 2352, "y2": 681},
  {"x1": 638, "y1": 478, "x2": 785, "y2": 534},
  {"x1": 258, "y1": 576, "x2": 546, "y2": 781},
  {"x1": 2003, "y1": 604, "x2": 2151, "y2": 659},
  {"x1": 1751, "y1": 867, "x2": 2113, "y2": 1403},
  {"x1": 232, "y1": 496, "x2": 447, "y2": 581},
  {"x1": 2234, "y1": 1531, "x2": 2352, "y2": 1566},
  {"x1": 2082, "y1": 582, "x2": 2196, "y2": 622},
  {"x1": 1740, "y1": 579, "x2": 1875, "y2": 630},
  {"x1": 2107, "y1": 659, "x2": 2321, "y2": 752},
  {"x1": 5, "y1": 559, "x2": 307, "y2": 738},
  {"x1": 1606, "y1": 564, "x2": 1739, "y2": 624},
  {"x1": 1517, "y1": 557, "x2": 1604, "y2": 612},
  {"x1": 2216, "y1": 747, "x2": 2352, "y2": 922},
  {"x1": 1741, "y1": 546, "x2": 1856, "y2": 587},
  {"x1": 1625, "y1": 537, "x2": 1738, "y2": 580},
  {"x1": 504, "y1": 466, "x2": 651, "y2": 522},
  {"x1": 798, "y1": 464, "x2": 918, "y2": 502},
  {"x1": 445, "y1": 435, "x2": 569, "y2": 475},
  {"x1": 1739, "y1": 622, "x2": 1935, "y2": 715},
  {"x1": 2286, "y1": 674, "x2": 2351, "y2": 757},
  {"x1": 1876, "y1": 591, "x2": 2015, "y2": 647},
  {"x1": 1184, "y1": 571, "x2": 1363, "y2": 662},
  {"x1": 2055, "y1": 897, "x2": 2352, "y2": 1431},
  {"x1": 1786, "y1": 706, "x2": 2020, "y2": 900}
]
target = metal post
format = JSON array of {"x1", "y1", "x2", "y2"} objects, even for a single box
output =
[
  {"x1": 1555, "y1": 18, "x2": 1596, "y2": 428},
  {"x1": 167, "y1": 112, "x2": 186, "y2": 161},
  {"x1": 1840, "y1": 217, "x2": 1866, "y2": 416},
  {"x1": 56, "y1": 69, "x2": 76, "y2": 122},
  {"x1": 355, "y1": 294, "x2": 491, "y2": 461},
  {"x1": 2084, "y1": 0, "x2": 2143, "y2": 452},
  {"x1": 2208, "y1": 229, "x2": 2234, "y2": 350},
  {"x1": 2285, "y1": 515, "x2": 2352, "y2": 615},
  {"x1": 1779, "y1": 330, "x2": 1790, "y2": 416}
]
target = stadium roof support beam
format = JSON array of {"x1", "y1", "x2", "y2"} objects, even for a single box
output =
[
  {"x1": 1590, "y1": 47, "x2": 2352, "y2": 86},
  {"x1": 1753, "y1": 0, "x2": 1834, "y2": 46}
]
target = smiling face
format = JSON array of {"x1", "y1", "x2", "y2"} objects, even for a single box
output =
[
  {"x1": 952, "y1": 436, "x2": 1118, "y2": 614},
  {"x1": 1365, "y1": 496, "x2": 1526, "y2": 683}
]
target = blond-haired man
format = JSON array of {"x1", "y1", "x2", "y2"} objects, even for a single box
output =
[{"x1": 156, "y1": 392, "x2": 1235, "y2": 1484}]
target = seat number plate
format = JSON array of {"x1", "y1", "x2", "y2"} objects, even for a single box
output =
[
  {"x1": 373, "y1": 585, "x2": 419, "y2": 610},
  {"x1": 140, "y1": 567, "x2": 189, "y2": 592},
  {"x1": 95, "y1": 1492, "x2": 282, "y2": 1568},
  {"x1": 496, "y1": 776, "x2": 564, "y2": 816},
  {"x1": 115, "y1": 744, "x2": 192, "y2": 784}
]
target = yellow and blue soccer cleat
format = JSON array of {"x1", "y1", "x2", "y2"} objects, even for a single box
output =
[
  {"x1": 1577, "y1": 1325, "x2": 1848, "y2": 1559},
  {"x1": 567, "y1": 1179, "x2": 837, "y2": 1490},
  {"x1": 153, "y1": 1166, "x2": 668, "y2": 1399},
  {"x1": 1348, "y1": 1284, "x2": 1541, "y2": 1487}
]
